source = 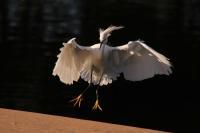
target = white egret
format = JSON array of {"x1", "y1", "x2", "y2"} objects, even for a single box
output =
[{"x1": 53, "y1": 25, "x2": 172, "y2": 110}]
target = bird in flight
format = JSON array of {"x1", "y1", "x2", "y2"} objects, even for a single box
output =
[{"x1": 53, "y1": 25, "x2": 172, "y2": 111}]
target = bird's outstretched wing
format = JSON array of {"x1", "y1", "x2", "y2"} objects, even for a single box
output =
[
  {"x1": 108, "y1": 41, "x2": 172, "y2": 81},
  {"x1": 53, "y1": 38, "x2": 91, "y2": 84}
]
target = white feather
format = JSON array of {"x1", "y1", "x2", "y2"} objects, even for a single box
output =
[
  {"x1": 53, "y1": 38, "x2": 116, "y2": 85},
  {"x1": 107, "y1": 41, "x2": 172, "y2": 81}
]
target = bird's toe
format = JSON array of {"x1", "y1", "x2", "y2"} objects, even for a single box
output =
[
  {"x1": 92, "y1": 99, "x2": 102, "y2": 111},
  {"x1": 70, "y1": 94, "x2": 83, "y2": 107}
]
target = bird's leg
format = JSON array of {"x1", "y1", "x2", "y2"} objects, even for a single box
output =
[
  {"x1": 70, "y1": 68, "x2": 93, "y2": 107},
  {"x1": 92, "y1": 73, "x2": 103, "y2": 111}
]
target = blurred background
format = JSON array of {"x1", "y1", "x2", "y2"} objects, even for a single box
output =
[{"x1": 0, "y1": 0, "x2": 200, "y2": 132}]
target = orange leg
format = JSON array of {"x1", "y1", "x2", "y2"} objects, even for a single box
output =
[
  {"x1": 70, "y1": 68, "x2": 93, "y2": 107},
  {"x1": 92, "y1": 72, "x2": 103, "y2": 111}
]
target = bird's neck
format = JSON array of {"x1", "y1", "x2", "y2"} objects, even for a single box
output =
[{"x1": 100, "y1": 43, "x2": 106, "y2": 57}]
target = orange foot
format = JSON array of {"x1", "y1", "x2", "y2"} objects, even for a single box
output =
[
  {"x1": 70, "y1": 94, "x2": 83, "y2": 107},
  {"x1": 92, "y1": 99, "x2": 102, "y2": 111}
]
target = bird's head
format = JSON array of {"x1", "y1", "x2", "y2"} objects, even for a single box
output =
[{"x1": 99, "y1": 25, "x2": 124, "y2": 48}]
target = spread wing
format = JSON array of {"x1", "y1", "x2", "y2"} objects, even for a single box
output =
[
  {"x1": 108, "y1": 41, "x2": 172, "y2": 81},
  {"x1": 53, "y1": 38, "x2": 91, "y2": 84}
]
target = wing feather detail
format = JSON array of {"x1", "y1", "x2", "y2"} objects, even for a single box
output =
[
  {"x1": 108, "y1": 41, "x2": 172, "y2": 81},
  {"x1": 53, "y1": 38, "x2": 90, "y2": 84}
]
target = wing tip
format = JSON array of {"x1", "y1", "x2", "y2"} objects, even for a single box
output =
[
  {"x1": 62, "y1": 37, "x2": 77, "y2": 46},
  {"x1": 67, "y1": 37, "x2": 76, "y2": 43},
  {"x1": 136, "y1": 39, "x2": 145, "y2": 43}
]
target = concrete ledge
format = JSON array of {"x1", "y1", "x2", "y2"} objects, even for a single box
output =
[{"x1": 0, "y1": 108, "x2": 169, "y2": 133}]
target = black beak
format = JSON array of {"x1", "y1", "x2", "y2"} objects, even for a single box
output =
[{"x1": 100, "y1": 42, "x2": 103, "y2": 49}]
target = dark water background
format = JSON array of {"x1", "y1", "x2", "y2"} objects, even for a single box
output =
[{"x1": 1, "y1": 0, "x2": 200, "y2": 132}]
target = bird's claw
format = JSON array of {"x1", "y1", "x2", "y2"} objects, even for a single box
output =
[
  {"x1": 92, "y1": 99, "x2": 102, "y2": 111},
  {"x1": 70, "y1": 94, "x2": 83, "y2": 107}
]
